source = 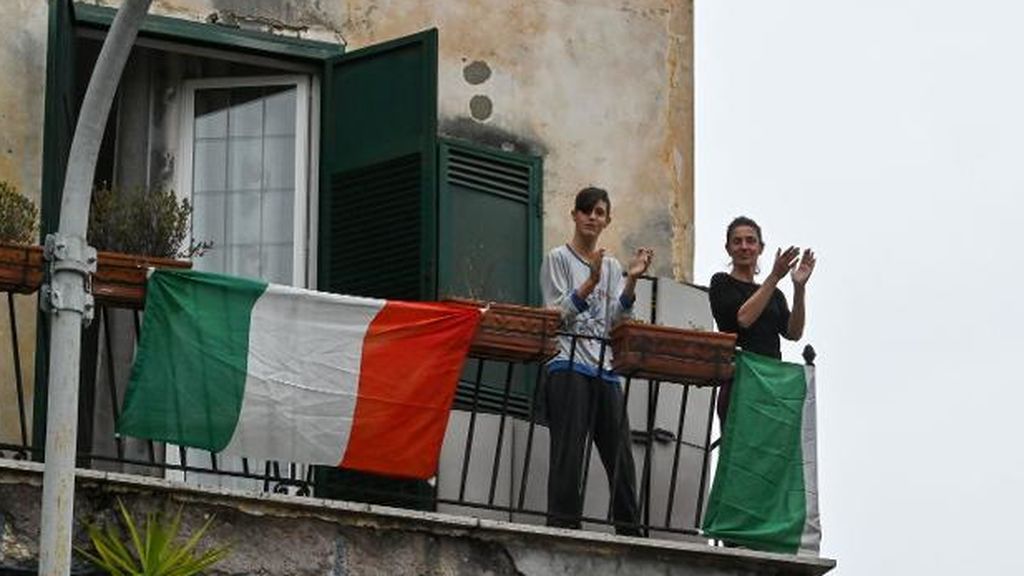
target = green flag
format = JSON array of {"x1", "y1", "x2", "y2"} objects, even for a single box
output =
[{"x1": 702, "y1": 351, "x2": 821, "y2": 555}]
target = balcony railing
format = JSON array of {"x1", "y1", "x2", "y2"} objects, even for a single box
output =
[{"x1": 0, "y1": 288, "x2": 742, "y2": 539}]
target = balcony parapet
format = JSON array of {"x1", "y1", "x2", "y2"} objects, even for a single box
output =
[{"x1": 0, "y1": 458, "x2": 835, "y2": 575}]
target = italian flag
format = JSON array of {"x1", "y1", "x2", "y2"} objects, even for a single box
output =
[
  {"x1": 118, "y1": 269, "x2": 482, "y2": 479},
  {"x1": 702, "y1": 351, "x2": 821, "y2": 555}
]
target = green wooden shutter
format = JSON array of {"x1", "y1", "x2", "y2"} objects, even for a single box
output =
[
  {"x1": 438, "y1": 139, "x2": 543, "y2": 419},
  {"x1": 319, "y1": 30, "x2": 438, "y2": 300},
  {"x1": 437, "y1": 139, "x2": 543, "y2": 306},
  {"x1": 41, "y1": 0, "x2": 78, "y2": 238},
  {"x1": 34, "y1": 0, "x2": 79, "y2": 452}
]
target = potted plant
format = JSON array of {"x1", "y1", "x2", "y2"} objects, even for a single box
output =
[
  {"x1": 0, "y1": 182, "x2": 208, "y2": 307},
  {"x1": 610, "y1": 320, "x2": 737, "y2": 384},
  {"x1": 0, "y1": 180, "x2": 44, "y2": 294},
  {"x1": 86, "y1": 184, "x2": 208, "y2": 308}
]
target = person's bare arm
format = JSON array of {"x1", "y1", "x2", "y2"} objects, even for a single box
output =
[
  {"x1": 737, "y1": 246, "x2": 798, "y2": 328},
  {"x1": 786, "y1": 248, "x2": 816, "y2": 340}
]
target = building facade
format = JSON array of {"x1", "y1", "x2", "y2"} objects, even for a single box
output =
[{"x1": 0, "y1": 0, "x2": 695, "y2": 450}]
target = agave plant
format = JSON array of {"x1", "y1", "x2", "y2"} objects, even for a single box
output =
[{"x1": 75, "y1": 498, "x2": 230, "y2": 576}]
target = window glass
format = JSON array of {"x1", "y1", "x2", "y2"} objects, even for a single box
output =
[{"x1": 191, "y1": 84, "x2": 298, "y2": 285}]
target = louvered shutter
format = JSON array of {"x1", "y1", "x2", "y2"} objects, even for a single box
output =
[
  {"x1": 319, "y1": 30, "x2": 438, "y2": 300},
  {"x1": 438, "y1": 139, "x2": 542, "y2": 306},
  {"x1": 438, "y1": 139, "x2": 543, "y2": 419}
]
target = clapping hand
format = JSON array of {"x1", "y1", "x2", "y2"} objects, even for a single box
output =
[
  {"x1": 587, "y1": 248, "x2": 606, "y2": 282},
  {"x1": 792, "y1": 248, "x2": 816, "y2": 287},
  {"x1": 770, "y1": 246, "x2": 800, "y2": 281},
  {"x1": 627, "y1": 247, "x2": 654, "y2": 279}
]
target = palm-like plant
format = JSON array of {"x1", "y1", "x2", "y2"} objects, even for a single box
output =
[{"x1": 75, "y1": 498, "x2": 230, "y2": 576}]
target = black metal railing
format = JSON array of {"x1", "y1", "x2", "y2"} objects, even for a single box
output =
[
  {"x1": 0, "y1": 292, "x2": 727, "y2": 539},
  {"x1": 439, "y1": 333, "x2": 721, "y2": 536}
]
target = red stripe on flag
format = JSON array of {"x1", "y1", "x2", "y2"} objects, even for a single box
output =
[{"x1": 340, "y1": 301, "x2": 481, "y2": 478}]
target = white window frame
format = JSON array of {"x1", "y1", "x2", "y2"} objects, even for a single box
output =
[{"x1": 177, "y1": 75, "x2": 317, "y2": 288}]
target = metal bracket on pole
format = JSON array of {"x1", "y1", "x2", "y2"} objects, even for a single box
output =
[{"x1": 41, "y1": 233, "x2": 97, "y2": 326}]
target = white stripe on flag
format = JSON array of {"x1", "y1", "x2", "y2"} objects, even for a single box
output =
[
  {"x1": 799, "y1": 364, "x2": 822, "y2": 555},
  {"x1": 220, "y1": 284, "x2": 386, "y2": 464}
]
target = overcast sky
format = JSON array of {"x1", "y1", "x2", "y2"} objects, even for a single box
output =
[{"x1": 694, "y1": 1, "x2": 1024, "y2": 573}]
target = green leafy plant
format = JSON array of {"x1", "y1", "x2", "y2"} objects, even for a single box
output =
[
  {"x1": 88, "y1": 184, "x2": 212, "y2": 259},
  {"x1": 75, "y1": 498, "x2": 230, "y2": 576},
  {"x1": 0, "y1": 180, "x2": 38, "y2": 245}
]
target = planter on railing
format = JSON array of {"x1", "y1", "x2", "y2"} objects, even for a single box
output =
[
  {"x1": 445, "y1": 298, "x2": 560, "y2": 363},
  {"x1": 0, "y1": 241, "x2": 191, "y2": 308},
  {"x1": 0, "y1": 243, "x2": 44, "y2": 294},
  {"x1": 610, "y1": 321, "x2": 737, "y2": 385},
  {"x1": 92, "y1": 251, "x2": 191, "y2": 308}
]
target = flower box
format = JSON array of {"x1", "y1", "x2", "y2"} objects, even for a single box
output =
[
  {"x1": 444, "y1": 298, "x2": 560, "y2": 363},
  {"x1": 0, "y1": 241, "x2": 190, "y2": 308},
  {"x1": 92, "y1": 251, "x2": 191, "y2": 309},
  {"x1": 610, "y1": 321, "x2": 737, "y2": 385},
  {"x1": 0, "y1": 243, "x2": 44, "y2": 294}
]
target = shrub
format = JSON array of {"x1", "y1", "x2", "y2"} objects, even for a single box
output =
[
  {"x1": 0, "y1": 181, "x2": 38, "y2": 245},
  {"x1": 88, "y1": 185, "x2": 211, "y2": 259}
]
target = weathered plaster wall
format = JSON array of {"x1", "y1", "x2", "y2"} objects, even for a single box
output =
[
  {"x1": 0, "y1": 0, "x2": 47, "y2": 448},
  {"x1": 97, "y1": 0, "x2": 695, "y2": 280},
  {"x1": 0, "y1": 461, "x2": 836, "y2": 575}
]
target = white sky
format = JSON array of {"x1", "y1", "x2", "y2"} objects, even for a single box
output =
[{"x1": 694, "y1": 1, "x2": 1024, "y2": 573}]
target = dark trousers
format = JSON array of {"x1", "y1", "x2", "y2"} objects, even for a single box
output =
[{"x1": 545, "y1": 370, "x2": 639, "y2": 534}]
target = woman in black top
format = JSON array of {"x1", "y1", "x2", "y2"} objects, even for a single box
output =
[{"x1": 709, "y1": 216, "x2": 816, "y2": 422}]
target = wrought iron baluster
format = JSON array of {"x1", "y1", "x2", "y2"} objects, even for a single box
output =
[
  {"x1": 7, "y1": 292, "x2": 29, "y2": 454},
  {"x1": 694, "y1": 385, "x2": 718, "y2": 528},
  {"x1": 663, "y1": 384, "x2": 691, "y2": 528},
  {"x1": 638, "y1": 378, "x2": 661, "y2": 536},
  {"x1": 515, "y1": 361, "x2": 546, "y2": 512},
  {"x1": 130, "y1": 308, "x2": 156, "y2": 463},
  {"x1": 487, "y1": 361, "x2": 515, "y2": 506},
  {"x1": 458, "y1": 359, "x2": 486, "y2": 502},
  {"x1": 101, "y1": 306, "x2": 125, "y2": 459}
]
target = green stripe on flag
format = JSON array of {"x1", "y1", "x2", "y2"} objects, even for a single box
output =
[
  {"x1": 118, "y1": 269, "x2": 267, "y2": 452},
  {"x1": 702, "y1": 351, "x2": 809, "y2": 553}
]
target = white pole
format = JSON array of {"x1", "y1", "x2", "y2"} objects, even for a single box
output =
[{"x1": 38, "y1": 1, "x2": 152, "y2": 574}]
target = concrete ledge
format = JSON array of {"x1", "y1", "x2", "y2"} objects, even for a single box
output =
[{"x1": 0, "y1": 458, "x2": 835, "y2": 575}]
